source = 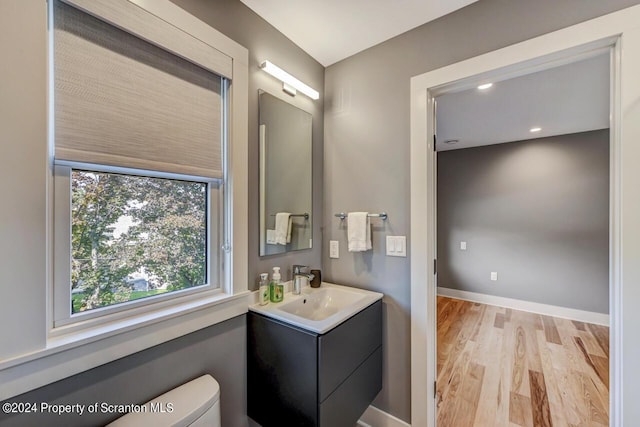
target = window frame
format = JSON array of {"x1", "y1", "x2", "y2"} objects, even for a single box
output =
[
  {"x1": 52, "y1": 162, "x2": 227, "y2": 332},
  {"x1": 48, "y1": 0, "x2": 238, "y2": 336}
]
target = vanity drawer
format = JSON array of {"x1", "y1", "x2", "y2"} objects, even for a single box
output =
[
  {"x1": 318, "y1": 300, "x2": 382, "y2": 401},
  {"x1": 319, "y1": 346, "x2": 383, "y2": 427}
]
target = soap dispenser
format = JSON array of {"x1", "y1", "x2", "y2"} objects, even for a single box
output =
[{"x1": 269, "y1": 267, "x2": 283, "y2": 303}]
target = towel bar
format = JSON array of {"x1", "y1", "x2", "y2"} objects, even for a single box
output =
[
  {"x1": 334, "y1": 212, "x2": 388, "y2": 221},
  {"x1": 270, "y1": 213, "x2": 309, "y2": 220}
]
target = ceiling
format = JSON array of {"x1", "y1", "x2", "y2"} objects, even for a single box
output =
[
  {"x1": 436, "y1": 53, "x2": 610, "y2": 151},
  {"x1": 239, "y1": 0, "x2": 478, "y2": 66}
]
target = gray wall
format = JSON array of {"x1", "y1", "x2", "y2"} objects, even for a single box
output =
[
  {"x1": 437, "y1": 131, "x2": 609, "y2": 313},
  {"x1": 0, "y1": 316, "x2": 247, "y2": 427},
  {"x1": 0, "y1": 0, "x2": 322, "y2": 426},
  {"x1": 324, "y1": 0, "x2": 638, "y2": 421},
  {"x1": 3, "y1": 0, "x2": 637, "y2": 425},
  {"x1": 0, "y1": 0, "x2": 47, "y2": 362},
  {"x1": 170, "y1": 0, "x2": 324, "y2": 287}
]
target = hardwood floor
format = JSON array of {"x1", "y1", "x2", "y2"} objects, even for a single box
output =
[{"x1": 436, "y1": 296, "x2": 609, "y2": 427}]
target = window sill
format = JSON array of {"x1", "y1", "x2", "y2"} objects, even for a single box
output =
[{"x1": 0, "y1": 291, "x2": 250, "y2": 401}]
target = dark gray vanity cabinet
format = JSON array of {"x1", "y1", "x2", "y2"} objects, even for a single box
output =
[{"x1": 248, "y1": 300, "x2": 382, "y2": 427}]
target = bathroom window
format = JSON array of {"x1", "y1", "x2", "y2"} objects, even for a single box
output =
[
  {"x1": 51, "y1": 0, "x2": 234, "y2": 330},
  {"x1": 54, "y1": 165, "x2": 225, "y2": 326},
  {"x1": 68, "y1": 170, "x2": 218, "y2": 314},
  {"x1": 0, "y1": 0, "x2": 247, "y2": 394}
]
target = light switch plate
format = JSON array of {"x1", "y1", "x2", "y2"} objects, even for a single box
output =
[
  {"x1": 386, "y1": 236, "x2": 396, "y2": 252},
  {"x1": 329, "y1": 240, "x2": 339, "y2": 259},
  {"x1": 491, "y1": 271, "x2": 498, "y2": 281},
  {"x1": 460, "y1": 241, "x2": 467, "y2": 250},
  {"x1": 386, "y1": 236, "x2": 407, "y2": 257}
]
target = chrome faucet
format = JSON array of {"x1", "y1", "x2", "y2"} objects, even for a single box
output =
[{"x1": 292, "y1": 265, "x2": 314, "y2": 295}]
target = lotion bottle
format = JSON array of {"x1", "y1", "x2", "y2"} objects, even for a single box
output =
[
  {"x1": 258, "y1": 273, "x2": 270, "y2": 305},
  {"x1": 269, "y1": 267, "x2": 283, "y2": 303}
]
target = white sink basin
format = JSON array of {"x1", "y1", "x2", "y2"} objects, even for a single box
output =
[
  {"x1": 278, "y1": 287, "x2": 367, "y2": 321},
  {"x1": 249, "y1": 282, "x2": 383, "y2": 334}
]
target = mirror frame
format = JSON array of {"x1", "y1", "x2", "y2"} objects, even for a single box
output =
[{"x1": 258, "y1": 89, "x2": 313, "y2": 256}]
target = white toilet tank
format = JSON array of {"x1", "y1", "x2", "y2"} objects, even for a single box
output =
[{"x1": 107, "y1": 374, "x2": 221, "y2": 427}]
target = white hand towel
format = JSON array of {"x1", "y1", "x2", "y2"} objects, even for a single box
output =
[
  {"x1": 274, "y1": 212, "x2": 291, "y2": 245},
  {"x1": 348, "y1": 212, "x2": 372, "y2": 252}
]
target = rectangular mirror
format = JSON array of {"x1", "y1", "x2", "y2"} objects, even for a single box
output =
[{"x1": 259, "y1": 90, "x2": 312, "y2": 256}]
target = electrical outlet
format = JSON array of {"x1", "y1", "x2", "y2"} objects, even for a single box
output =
[
  {"x1": 490, "y1": 271, "x2": 498, "y2": 281},
  {"x1": 460, "y1": 241, "x2": 467, "y2": 250},
  {"x1": 329, "y1": 240, "x2": 339, "y2": 259}
]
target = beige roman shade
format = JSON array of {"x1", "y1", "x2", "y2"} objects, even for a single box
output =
[{"x1": 53, "y1": 0, "x2": 228, "y2": 179}]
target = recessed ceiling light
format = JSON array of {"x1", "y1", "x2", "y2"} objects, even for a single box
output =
[
  {"x1": 477, "y1": 83, "x2": 493, "y2": 90},
  {"x1": 444, "y1": 139, "x2": 459, "y2": 144},
  {"x1": 530, "y1": 127, "x2": 542, "y2": 133}
]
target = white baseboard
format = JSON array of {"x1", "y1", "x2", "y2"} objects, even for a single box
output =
[
  {"x1": 357, "y1": 405, "x2": 411, "y2": 427},
  {"x1": 437, "y1": 287, "x2": 609, "y2": 326}
]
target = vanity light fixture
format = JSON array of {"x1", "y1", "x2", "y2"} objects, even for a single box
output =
[
  {"x1": 260, "y1": 60, "x2": 320, "y2": 100},
  {"x1": 530, "y1": 127, "x2": 542, "y2": 133},
  {"x1": 477, "y1": 83, "x2": 493, "y2": 90}
]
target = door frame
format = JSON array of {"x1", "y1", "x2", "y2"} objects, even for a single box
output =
[{"x1": 410, "y1": 6, "x2": 640, "y2": 427}]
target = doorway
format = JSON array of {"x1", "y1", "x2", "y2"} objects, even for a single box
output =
[
  {"x1": 408, "y1": 9, "x2": 640, "y2": 425},
  {"x1": 433, "y1": 53, "x2": 610, "y2": 425}
]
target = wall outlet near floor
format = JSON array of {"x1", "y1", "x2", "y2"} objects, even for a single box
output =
[
  {"x1": 460, "y1": 241, "x2": 467, "y2": 250},
  {"x1": 490, "y1": 271, "x2": 498, "y2": 281},
  {"x1": 329, "y1": 240, "x2": 339, "y2": 259}
]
